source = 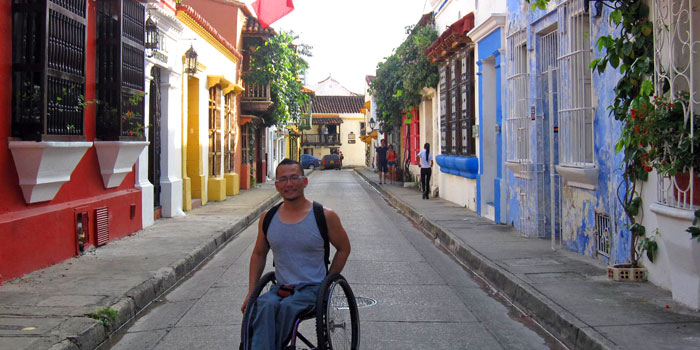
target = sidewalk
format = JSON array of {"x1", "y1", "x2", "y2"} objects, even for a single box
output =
[
  {"x1": 0, "y1": 182, "x2": 281, "y2": 350},
  {"x1": 355, "y1": 167, "x2": 700, "y2": 350}
]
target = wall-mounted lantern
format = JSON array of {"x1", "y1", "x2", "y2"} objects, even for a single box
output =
[
  {"x1": 369, "y1": 118, "x2": 376, "y2": 131},
  {"x1": 145, "y1": 15, "x2": 160, "y2": 51},
  {"x1": 184, "y1": 45, "x2": 198, "y2": 75}
]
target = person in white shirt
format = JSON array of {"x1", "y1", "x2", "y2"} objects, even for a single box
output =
[{"x1": 416, "y1": 143, "x2": 434, "y2": 199}]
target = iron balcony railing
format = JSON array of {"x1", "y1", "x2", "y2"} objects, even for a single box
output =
[{"x1": 301, "y1": 133, "x2": 341, "y2": 146}]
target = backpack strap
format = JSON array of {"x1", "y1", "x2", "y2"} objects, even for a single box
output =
[
  {"x1": 312, "y1": 201, "x2": 331, "y2": 270},
  {"x1": 262, "y1": 202, "x2": 283, "y2": 247}
]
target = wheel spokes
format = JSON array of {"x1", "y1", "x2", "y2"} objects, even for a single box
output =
[{"x1": 326, "y1": 282, "x2": 352, "y2": 350}]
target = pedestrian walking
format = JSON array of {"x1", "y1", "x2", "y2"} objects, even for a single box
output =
[
  {"x1": 375, "y1": 139, "x2": 388, "y2": 184},
  {"x1": 241, "y1": 158, "x2": 351, "y2": 349},
  {"x1": 416, "y1": 143, "x2": 433, "y2": 199},
  {"x1": 387, "y1": 145, "x2": 397, "y2": 184},
  {"x1": 338, "y1": 151, "x2": 344, "y2": 170}
]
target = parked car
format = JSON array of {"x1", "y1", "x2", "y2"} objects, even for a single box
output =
[
  {"x1": 301, "y1": 154, "x2": 321, "y2": 170},
  {"x1": 321, "y1": 154, "x2": 341, "y2": 170}
]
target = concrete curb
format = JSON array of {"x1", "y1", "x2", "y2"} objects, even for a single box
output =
[
  {"x1": 354, "y1": 169, "x2": 620, "y2": 350},
  {"x1": 57, "y1": 191, "x2": 281, "y2": 350}
]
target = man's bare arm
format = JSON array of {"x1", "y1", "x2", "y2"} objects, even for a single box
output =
[
  {"x1": 324, "y1": 208, "x2": 351, "y2": 275},
  {"x1": 241, "y1": 211, "x2": 270, "y2": 313}
]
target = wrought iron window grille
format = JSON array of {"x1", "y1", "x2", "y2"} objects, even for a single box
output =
[
  {"x1": 96, "y1": 0, "x2": 146, "y2": 141},
  {"x1": 12, "y1": 0, "x2": 88, "y2": 141}
]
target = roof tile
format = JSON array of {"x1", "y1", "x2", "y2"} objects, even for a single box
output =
[{"x1": 312, "y1": 96, "x2": 365, "y2": 114}]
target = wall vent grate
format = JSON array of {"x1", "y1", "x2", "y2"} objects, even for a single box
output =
[
  {"x1": 595, "y1": 213, "x2": 610, "y2": 257},
  {"x1": 95, "y1": 207, "x2": 109, "y2": 246}
]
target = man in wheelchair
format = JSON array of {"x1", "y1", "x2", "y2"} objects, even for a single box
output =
[{"x1": 241, "y1": 158, "x2": 351, "y2": 349}]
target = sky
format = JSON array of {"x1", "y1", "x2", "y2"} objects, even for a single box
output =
[{"x1": 250, "y1": 0, "x2": 431, "y2": 95}]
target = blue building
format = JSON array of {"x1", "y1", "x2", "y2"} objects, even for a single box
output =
[{"x1": 504, "y1": 0, "x2": 624, "y2": 259}]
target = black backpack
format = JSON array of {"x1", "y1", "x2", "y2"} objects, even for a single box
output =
[{"x1": 262, "y1": 201, "x2": 331, "y2": 269}]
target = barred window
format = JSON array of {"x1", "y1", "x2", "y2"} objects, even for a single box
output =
[
  {"x1": 208, "y1": 86, "x2": 223, "y2": 176},
  {"x1": 506, "y1": 26, "x2": 530, "y2": 163},
  {"x1": 12, "y1": 0, "x2": 88, "y2": 140},
  {"x1": 653, "y1": 0, "x2": 699, "y2": 209},
  {"x1": 224, "y1": 92, "x2": 236, "y2": 174},
  {"x1": 96, "y1": 0, "x2": 146, "y2": 140},
  {"x1": 439, "y1": 47, "x2": 476, "y2": 156},
  {"x1": 557, "y1": 0, "x2": 593, "y2": 166}
]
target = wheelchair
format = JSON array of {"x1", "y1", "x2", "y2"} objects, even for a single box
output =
[{"x1": 240, "y1": 272, "x2": 360, "y2": 350}]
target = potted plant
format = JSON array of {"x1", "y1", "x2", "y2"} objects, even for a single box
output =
[{"x1": 642, "y1": 92, "x2": 700, "y2": 206}]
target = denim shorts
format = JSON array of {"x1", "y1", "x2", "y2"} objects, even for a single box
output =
[{"x1": 387, "y1": 161, "x2": 396, "y2": 167}]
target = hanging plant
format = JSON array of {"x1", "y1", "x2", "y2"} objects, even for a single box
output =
[{"x1": 247, "y1": 31, "x2": 311, "y2": 127}]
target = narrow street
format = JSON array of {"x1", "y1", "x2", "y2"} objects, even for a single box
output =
[{"x1": 103, "y1": 169, "x2": 562, "y2": 350}]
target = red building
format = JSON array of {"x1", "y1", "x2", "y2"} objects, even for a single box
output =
[{"x1": 1, "y1": 0, "x2": 151, "y2": 283}]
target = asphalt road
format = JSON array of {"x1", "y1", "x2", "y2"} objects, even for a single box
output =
[{"x1": 103, "y1": 169, "x2": 564, "y2": 350}]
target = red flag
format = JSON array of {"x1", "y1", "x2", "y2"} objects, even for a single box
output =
[{"x1": 251, "y1": 0, "x2": 294, "y2": 28}]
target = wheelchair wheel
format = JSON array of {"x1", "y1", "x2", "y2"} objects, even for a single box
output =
[
  {"x1": 240, "y1": 271, "x2": 276, "y2": 350},
  {"x1": 316, "y1": 274, "x2": 360, "y2": 350}
]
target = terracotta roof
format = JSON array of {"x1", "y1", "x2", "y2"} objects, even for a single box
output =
[
  {"x1": 312, "y1": 117, "x2": 343, "y2": 125},
  {"x1": 176, "y1": 4, "x2": 243, "y2": 60},
  {"x1": 243, "y1": 14, "x2": 276, "y2": 36},
  {"x1": 312, "y1": 96, "x2": 365, "y2": 114},
  {"x1": 425, "y1": 12, "x2": 474, "y2": 62}
]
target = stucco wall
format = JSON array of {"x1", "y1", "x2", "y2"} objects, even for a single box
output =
[
  {"x1": 339, "y1": 113, "x2": 366, "y2": 167},
  {"x1": 439, "y1": 173, "x2": 478, "y2": 210}
]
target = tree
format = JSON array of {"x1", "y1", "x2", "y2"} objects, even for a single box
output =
[
  {"x1": 247, "y1": 31, "x2": 311, "y2": 127},
  {"x1": 370, "y1": 25, "x2": 439, "y2": 133}
]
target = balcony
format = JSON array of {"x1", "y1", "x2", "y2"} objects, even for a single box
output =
[
  {"x1": 301, "y1": 133, "x2": 341, "y2": 146},
  {"x1": 241, "y1": 80, "x2": 273, "y2": 113}
]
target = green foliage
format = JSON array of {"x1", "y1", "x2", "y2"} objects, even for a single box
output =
[
  {"x1": 247, "y1": 31, "x2": 311, "y2": 127},
  {"x1": 641, "y1": 93, "x2": 700, "y2": 176},
  {"x1": 90, "y1": 307, "x2": 118, "y2": 329},
  {"x1": 370, "y1": 25, "x2": 439, "y2": 133},
  {"x1": 525, "y1": 0, "x2": 550, "y2": 10}
]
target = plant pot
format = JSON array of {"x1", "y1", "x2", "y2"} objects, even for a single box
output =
[
  {"x1": 607, "y1": 264, "x2": 648, "y2": 282},
  {"x1": 673, "y1": 172, "x2": 700, "y2": 207}
]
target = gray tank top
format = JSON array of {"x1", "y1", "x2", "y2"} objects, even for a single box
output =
[{"x1": 267, "y1": 208, "x2": 326, "y2": 285}]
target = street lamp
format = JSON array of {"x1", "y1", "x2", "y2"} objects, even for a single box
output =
[
  {"x1": 145, "y1": 15, "x2": 160, "y2": 51},
  {"x1": 369, "y1": 118, "x2": 376, "y2": 131},
  {"x1": 184, "y1": 45, "x2": 198, "y2": 76}
]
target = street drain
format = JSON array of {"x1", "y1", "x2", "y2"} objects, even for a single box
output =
[{"x1": 354, "y1": 296, "x2": 377, "y2": 308}]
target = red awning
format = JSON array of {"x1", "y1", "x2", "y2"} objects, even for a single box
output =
[{"x1": 424, "y1": 12, "x2": 475, "y2": 62}]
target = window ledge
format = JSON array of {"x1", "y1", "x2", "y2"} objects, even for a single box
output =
[
  {"x1": 555, "y1": 164, "x2": 599, "y2": 190},
  {"x1": 9, "y1": 141, "x2": 93, "y2": 203},
  {"x1": 94, "y1": 141, "x2": 150, "y2": 188},
  {"x1": 505, "y1": 161, "x2": 532, "y2": 179},
  {"x1": 650, "y1": 203, "x2": 696, "y2": 221},
  {"x1": 436, "y1": 155, "x2": 478, "y2": 179}
]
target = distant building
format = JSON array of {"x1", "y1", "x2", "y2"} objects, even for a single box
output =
[{"x1": 309, "y1": 76, "x2": 361, "y2": 96}]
